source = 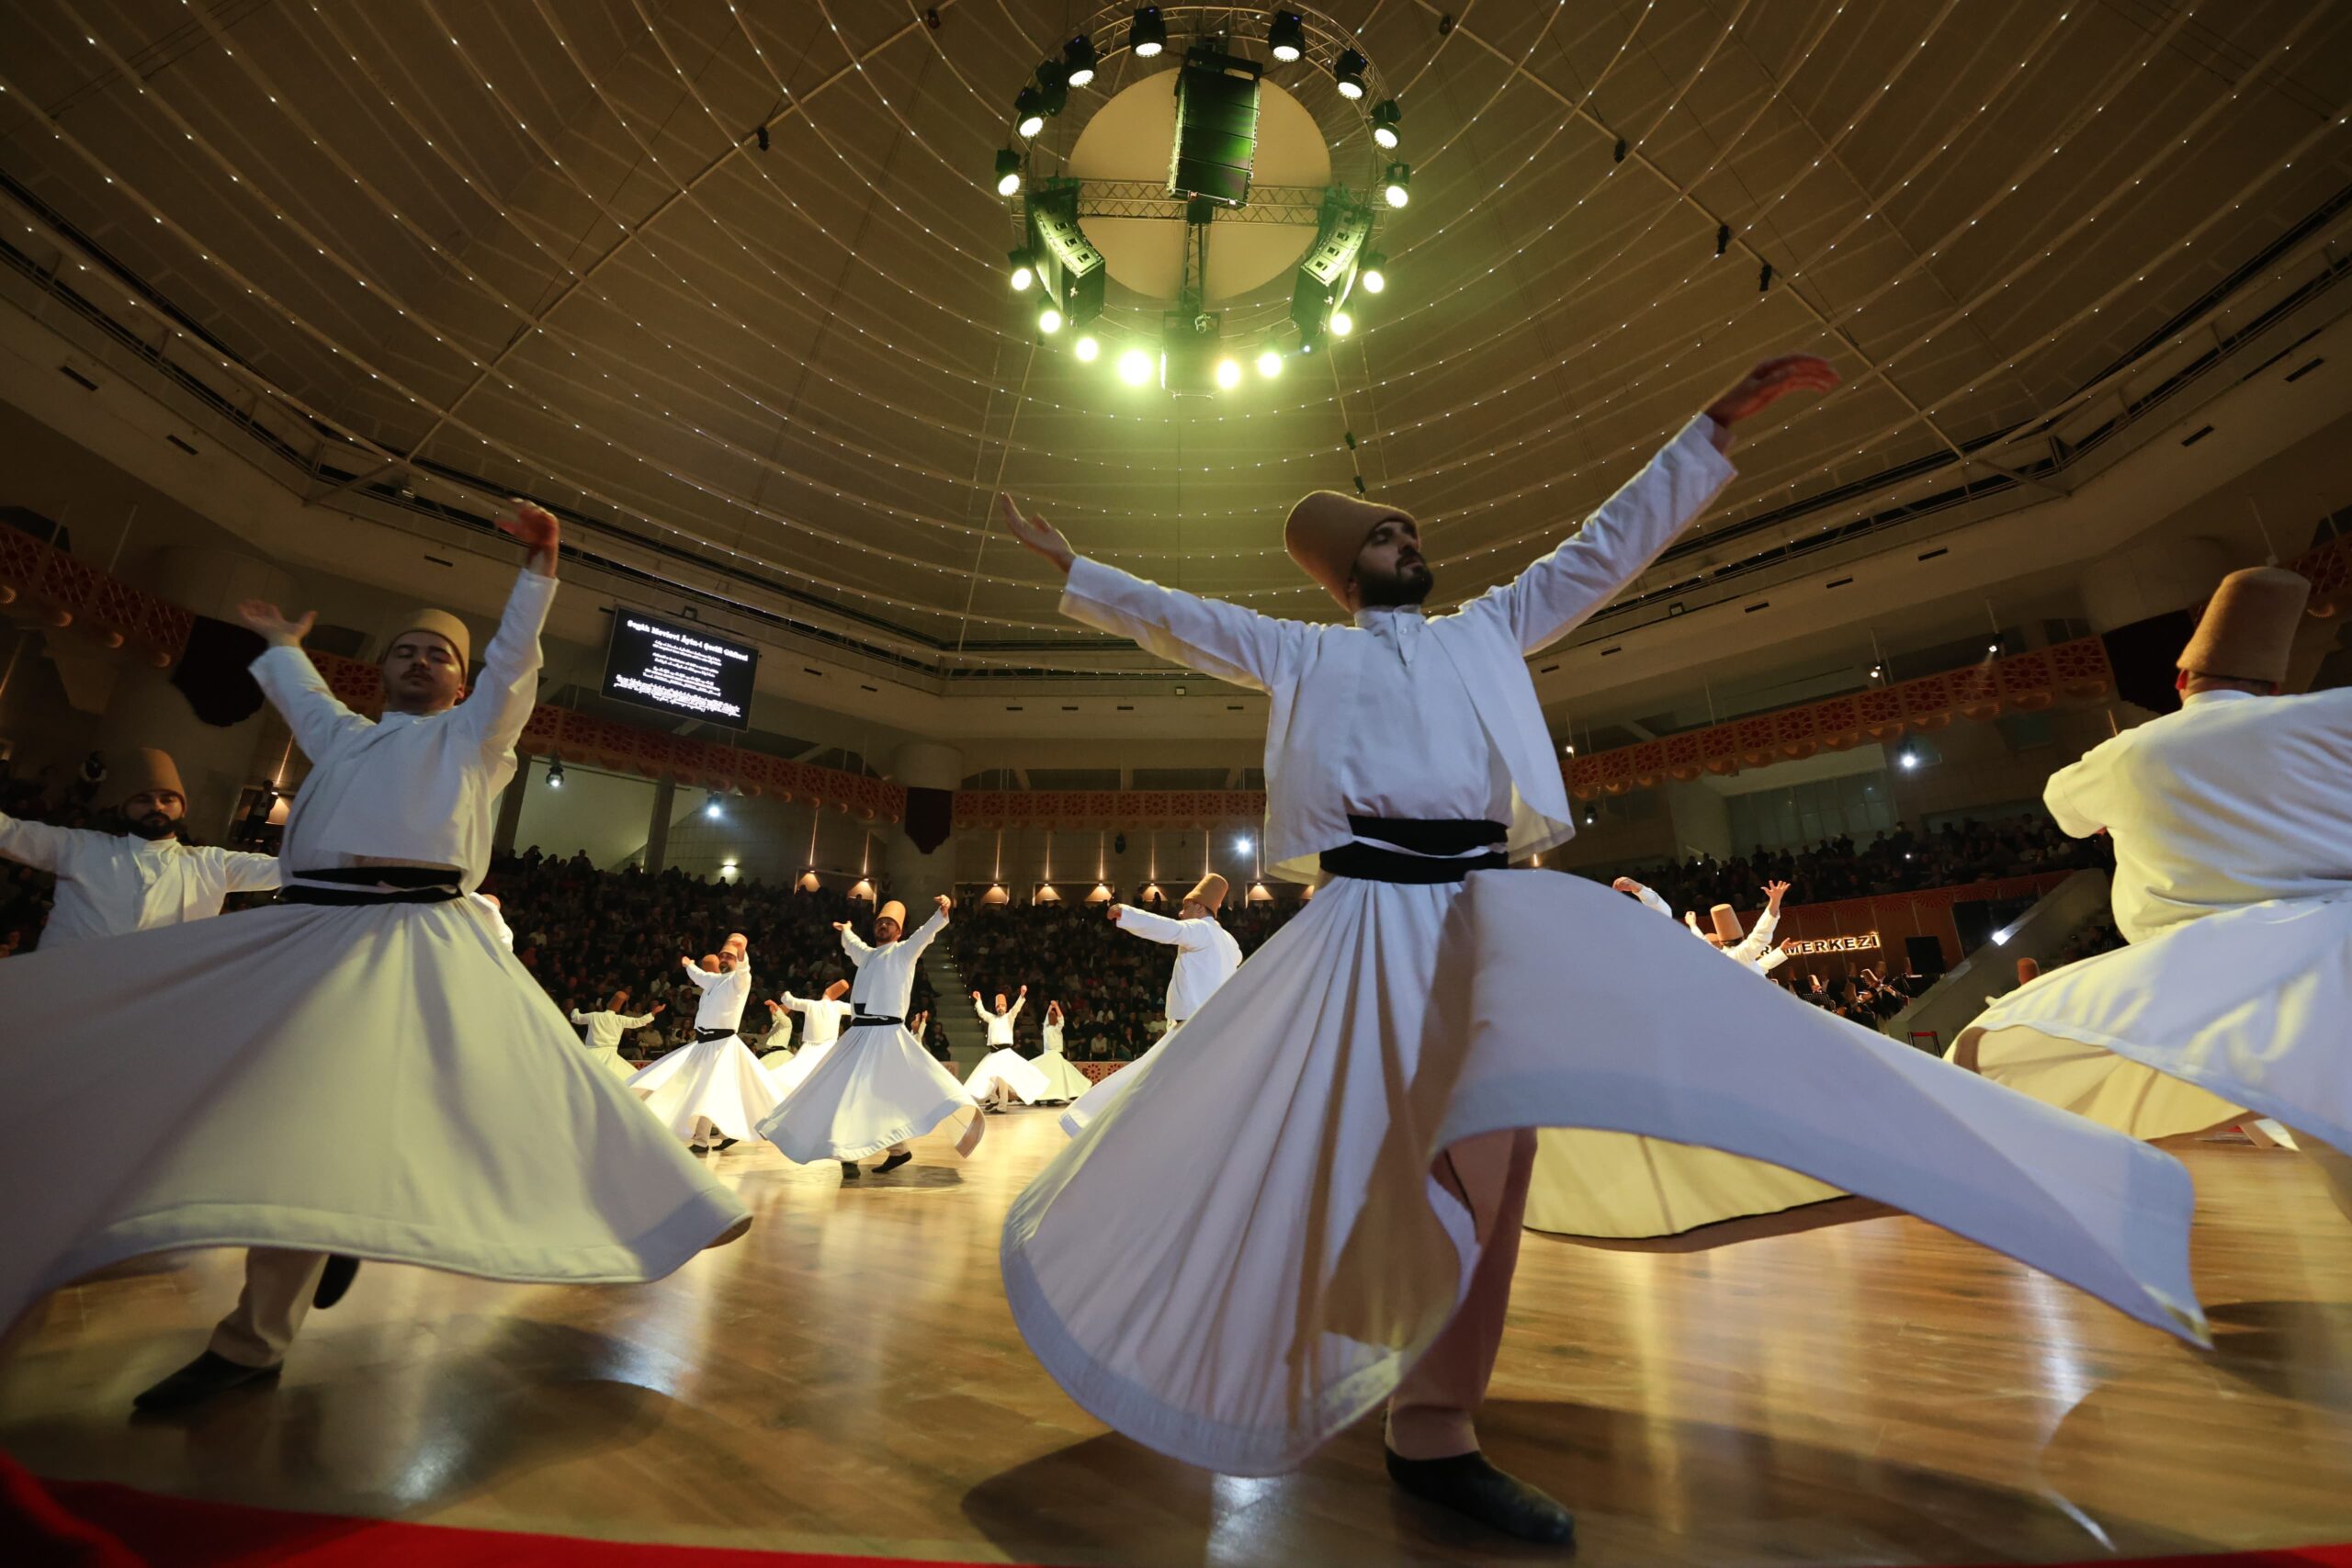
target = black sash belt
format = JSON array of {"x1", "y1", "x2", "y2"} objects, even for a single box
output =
[
  {"x1": 1321, "y1": 817, "x2": 1509, "y2": 885},
  {"x1": 283, "y1": 865, "x2": 463, "y2": 906},
  {"x1": 694, "y1": 1027, "x2": 737, "y2": 1043},
  {"x1": 844, "y1": 1012, "x2": 904, "y2": 1031}
]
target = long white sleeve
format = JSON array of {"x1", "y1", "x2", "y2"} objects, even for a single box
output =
[
  {"x1": 1060, "y1": 557, "x2": 1303, "y2": 694},
  {"x1": 680, "y1": 963, "x2": 721, "y2": 991},
  {"x1": 1475, "y1": 417, "x2": 1737, "y2": 655},
  {"x1": 1115, "y1": 905, "x2": 1208, "y2": 948},
  {"x1": 213, "y1": 848, "x2": 285, "y2": 894},
  {"x1": 842, "y1": 926, "x2": 875, "y2": 967},
  {"x1": 1730, "y1": 905, "x2": 1781, "y2": 965},
  {"x1": 975, "y1": 998, "x2": 995, "y2": 1023},
  {"x1": 1009, "y1": 995, "x2": 1025, "y2": 1021},
  {"x1": 0, "y1": 813, "x2": 82, "y2": 875},
  {"x1": 249, "y1": 645, "x2": 373, "y2": 763},
  {"x1": 904, "y1": 904, "x2": 949, "y2": 958},
  {"x1": 1629, "y1": 883, "x2": 1672, "y2": 919},
  {"x1": 452, "y1": 567, "x2": 557, "y2": 757}
]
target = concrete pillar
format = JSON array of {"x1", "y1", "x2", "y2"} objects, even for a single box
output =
[
  {"x1": 100, "y1": 545, "x2": 298, "y2": 838},
  {"x1": 886, "y1": 740, "x2": 964, "y2": 903},
  {"x1": 1664, "y1": 780, "x2": 1733, "y2": 863},
  {"x1": 644, "y1": 776, "x2": 676, "y2": 874},
  {"x1": 492, "y1": 758, "x2": 530, "y2": 853}
]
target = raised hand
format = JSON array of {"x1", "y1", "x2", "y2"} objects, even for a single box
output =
[
  {"x1": 497, "y1": 498, "x2": 561, "y2": 573},
  {"x1": 971, "y1": 989, "x2": 982, "y2": 1002},
  {"x1": 1610, "y1": 876, "x2": 1640, "y2": 893},
  {"x1": 651, "y1": 1002, "x2": 665, "y2": 1014},
  {"x1": 999, "y1": 493, "x2": 1075, "y2": 575},
  {"x1": 765, "y1": 998, "x2": 783, "y2": 1015},
  {"x1": 1763, "y1": 879, "x2": 1792, "y2": 908},
  {"x1": 237, "y1": 600, "x2": 316, "y2": 649},
  {"x1": 1702, "y1": 355, "x2": 1840, "y2": 441},
  {"x1": 933, "y1": 893, "x2": 954, "y2": 915},
  {"x1": 832, "y1": 920, "x2": 849, "y2": 932},
  {"x1": 1017, "y1": 983, "x2": 1028, "y2": 996}
]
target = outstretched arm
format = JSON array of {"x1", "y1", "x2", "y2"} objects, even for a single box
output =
[
  {"x1": 0, "y1": 813, "x2": 87, "y2": 876},
  {"x1": 215, "y1": 848, "x2": 286, "y2": 894},
  {"x1": 1003, "y1": 496, "x2": 1299, "y2": 693},
  {"x1": 1730, "y1": 882, "x2": 1791, "y2": 963},
  {"x1": 1112, "y1": 904, "x2": 1195, "y2": 946},
  {"x1": 455, "y1": 501, "x2": 561, "y2": 756},
  {"x1": 242, "y1": 602, "x2": 370, "y2": 762},
  {"x1": 1483, "y1": 358, "x2": 1837, "y2": 654},
  {"x1": 1611, "y1": 876, "x2": 1673, "y2": 919},
  {"x1": 679, "y1": 957, "x2": 721, "y2": 990},
  {"x1": 903, "y1": 896, "x2": 951, "y2": 958},
  {"x1": 837, "y1": 920, "x2": 874, "y2": 966}
]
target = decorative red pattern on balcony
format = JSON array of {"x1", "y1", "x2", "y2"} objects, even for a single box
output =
[{"x1": 953, "y1": 790, "x2": 1267, "y2": 830}]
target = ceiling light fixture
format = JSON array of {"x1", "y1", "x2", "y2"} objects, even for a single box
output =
[
  {"x1": 1129, "y1": 7, "x2": 1167, "y2": 58},
  {"x1": 1332, "y1": 48, "x2": 1368, "y2": 99},
  {"x1": 993, "y1": 148, "x2": 1023, "y2": 196},
  {"x1": 1063, "y1": 34, "x2": 1098, "y2": 87},
  {"x1": 1268, "y1": 11, "x2": 1306, "y2": 62},
  {"x1": 1370, "y1": 99, "x2": 1401, "y2": 150}
]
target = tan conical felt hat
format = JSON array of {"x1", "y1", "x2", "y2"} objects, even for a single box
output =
[
  {"x1": 1284, "y1": 491, "x2": 1417, "y2": 609},
  {"x1": 876, "y1": 899, "x2": 908, "y2": 928},
  {"x1": 1186, "y1": 873, "x2": 1228, "y2": 911},
  {"x1": 387, "y1": 607, "x2": 470, "y2": 669},
  {"x1": 2177, "y1": 567, "x2": 2309, "y2": 686},
  {"x1": 1710, "y1": 904, "x2": 1744, "y2": 943},
  {"x1": 823, "y1": 978, "x2": 851, "y2": 1001},
  {"x1": 119, "y1": 748, "x2": 185, "y2": 804}
]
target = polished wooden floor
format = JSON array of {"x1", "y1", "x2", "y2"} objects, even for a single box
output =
[{"x1": 5, "y1": 1116, "x2": 2350, "y2": 1566}]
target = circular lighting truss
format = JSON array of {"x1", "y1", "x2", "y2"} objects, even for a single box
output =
[{"x1": 988, "y1": 5, "x2": 1408, "y2": 398}]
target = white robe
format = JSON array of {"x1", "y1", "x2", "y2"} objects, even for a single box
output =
[
  {"x1": 968, "y1": 996, "x2": 1050, "y2": 1104},
  {"x1": 572, "y1": 1007, "x2": 658, "y2": 1081},
  {"x1": 629, "y1": 960, "x2": 777, "y2": 1145},
  {"x1": 0, "y1": 814, "x2": 281, "y2": 948},
  {"x1": 759, "y1": 908, "x2": 981, "y2": 1162},
  {"x1": 763, "y1": 994, "x2": 852, "y2": 1096},
  {"x1": 1003, "y1": 422, "x2": 2203, "y2": 1476},
  {"x1": 1033, "y1": 1020, "x2": 1092, "y2": 1102},
  {"x1": 1958, "y1": 688, "x2": 2352, "y2": 1175},
  {"x1": 0, "y1": 569, "x2": 748, "y2": 1333},
  {"x1": 1113, "y1": 906, "x2": 1243, "y2": 1023}
]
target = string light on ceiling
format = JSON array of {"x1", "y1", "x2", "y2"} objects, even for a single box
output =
[{"x1": 992, "y1": 6, "x2": 1409, "y2": 397}]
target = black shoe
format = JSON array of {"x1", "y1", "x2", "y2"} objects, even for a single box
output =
[
  {"x1": 712, "y1": 1137, "x2": 739, "y2": 1152},
  {"x1": 874, "y1": 1151, "x2": 913, "y2": 1175},
  {"x1": 840, "y1": 1161, "x2": 862, "y2": 1179},
  {"x1": 689, "y1": 1144, "x2": 710, "y2": 1156},
  {"x1": 131, "y1": 1351, "x2": 279, "y2": 1414},
  {"x1": 1385, "y1": 1448, "x2": 1575, "y2": 1547},
  {"x1": 312, "y1": 1255, "x2": 360, "y2": 1310}
]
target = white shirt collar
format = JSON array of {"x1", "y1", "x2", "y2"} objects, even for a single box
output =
[
  {"x1": 2181, "y1": 688, "x2": 2267, "y2": 707},
  {"x1": 1353, "y1": 604, "x2": 1429, "y2": 665}
]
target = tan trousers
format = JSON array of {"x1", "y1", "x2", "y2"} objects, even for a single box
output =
[
  {"x1": 206, "y1": 1248, "x2": 327, "y2": 1369},
  {"x1": 1385, "y1": 1128, "x2": 1538, "y2": 1461}
]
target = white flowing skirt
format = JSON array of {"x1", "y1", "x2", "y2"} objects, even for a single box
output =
[
  {"x1": 0, "y1": 897, "x2": 751, "y2": 1336},
  {"x1": 967, "y1": 1047, "x2": 1052, "y2": 1104},
  {"x1": 759, "y1": 1023, "x2": 982, "y2": 1163},
  {"x1": 763, "y1": 1038, "x2": 833, "y2": 1098},
  {"x1": 627, "y1": 1032, "x2": 780, "y2": 1144},
  {"x1": 1955, "y1": 894, "x2": 2352, "y2": 1163},
  {"x1": 1033, "y1": 1050, "x2": 1093, "y2": 1102},
  {"x1": 1002, "y1": 871, "x2": 2204, "y2": 1478},
  {"x1": 584, "y1": 1043, "x2": 639, "y2": 1082},
  {"x1": 1057, "y1": 1034, "x2": 1172, "y2": 1137},
  {"x1": 1522, "y1": 1128, "x2": 1845, "y2": 1239}
]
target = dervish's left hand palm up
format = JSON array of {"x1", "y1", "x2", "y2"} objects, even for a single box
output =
[{"x1": 1704, "y1": 355, "x2": 1840, "y2": 438}]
